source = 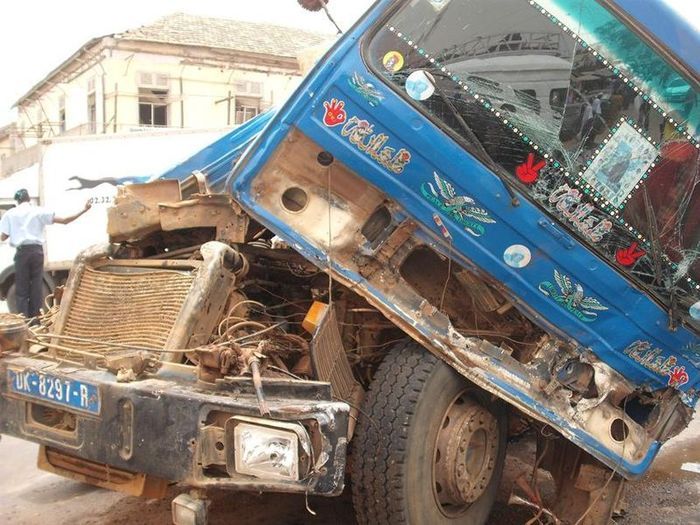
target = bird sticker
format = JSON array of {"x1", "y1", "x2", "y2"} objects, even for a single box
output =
[
  {"x1": 348, "y1": 72, "x2": 384, "y2": 107},
  {"x1": 421, "y1": 172, "x2": 495, "y2": 237},
  {"x1": 539, "y1": 269, "x2": 609, "y2": 322}
]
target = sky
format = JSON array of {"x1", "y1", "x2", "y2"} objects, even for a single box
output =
[{"x1": 0, "y1": 0, "x2": 697, "y2": 125}]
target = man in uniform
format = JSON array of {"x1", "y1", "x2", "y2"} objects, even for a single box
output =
[{"x1": 0, "y1": 189, "x2": 91, "y2": 318}]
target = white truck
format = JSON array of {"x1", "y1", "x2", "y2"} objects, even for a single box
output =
[{"x1": 0, "y1": 128, "x2": 231, "y2": 312}]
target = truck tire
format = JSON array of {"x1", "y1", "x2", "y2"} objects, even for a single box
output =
[{"x1": 349, "y1": 341, "x2": 507, "y2": 525}]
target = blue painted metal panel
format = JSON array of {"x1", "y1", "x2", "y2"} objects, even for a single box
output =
[
  {"x1": 613, "y1": 0, "x2": 700, "y2": 75},
  {"x1": 232, "y1": 45, "x2": 699, "y2": 392}
]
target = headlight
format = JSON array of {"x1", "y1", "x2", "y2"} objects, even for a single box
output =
[{"x1": 226, "y1": 416, "x2": 312, "y2": 482}]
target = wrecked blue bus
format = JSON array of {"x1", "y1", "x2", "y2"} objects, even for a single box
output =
[{"x1": 0, "y1": 1, "x2": 697, "y2": 524}]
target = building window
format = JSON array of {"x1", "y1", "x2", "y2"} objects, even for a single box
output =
[
  {"x1": 87, "y1": 93, "x2": 97, "y2": 134},
  {"x1": 58, "y1": 96, "x2": 66, "y2": 134},
  {"x1": 139, "y1": 89, "x2": 168, "y2": 126},
  {"x1": 235, "y1": 99, "x2": 260, "y2": 124},
  {"x1": 233, "y1": 80, "x2": 263, "y2": 96}
]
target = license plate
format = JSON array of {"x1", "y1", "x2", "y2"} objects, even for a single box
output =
[{"x1": 7, "y1": 368, "x2": 100, "y2": 415}]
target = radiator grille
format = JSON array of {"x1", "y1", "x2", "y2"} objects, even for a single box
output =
[
  {"x1": 310, "y1": 306, "x2": 361, "y2": 402},
  {"x1": 60, "y1": 266, "x2": 196, "y2": 352}
]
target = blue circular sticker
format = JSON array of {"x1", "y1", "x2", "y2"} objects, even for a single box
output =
[
  {"x1": 503, "y1": 244, "x2": 532, "y2": 268},
  {"x1": 690, "y1": 301, "x2": 700, "y2": 321},
  {"x1": 405, "y1": 71, "x2": 435, "y2": 101}
]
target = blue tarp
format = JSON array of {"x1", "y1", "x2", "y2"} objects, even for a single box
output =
[{"x1": 158, "y1": 109, "x2": 276, "y2": 191}]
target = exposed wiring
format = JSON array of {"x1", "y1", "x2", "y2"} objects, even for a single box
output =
[{"x1": 232, "y1": 322, "x2": 285, "y2": 344}]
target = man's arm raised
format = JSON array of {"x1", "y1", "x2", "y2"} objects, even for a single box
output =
[{"x1": 53, "y1": 200, "x2": 92, "y2": 225}]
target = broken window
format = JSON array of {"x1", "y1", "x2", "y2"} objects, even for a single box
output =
[
  {"x1": 235, "y1": 97, "x2": 260, "y2": 124},
  {"x1": 138, "y1": 88, "x2": 168, "y2": 127},
  {"x1": 366, "y1": 0, "x2": 699, "y2": 329}
]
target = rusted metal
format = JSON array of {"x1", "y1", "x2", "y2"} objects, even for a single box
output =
[
  {"x1": 0, "y1": 351, "x2": 349, "y2": 496},
  {"x1": 180, "y1": 170, "x2": 209, "y2": 197},
  {"x1": 104, "y1": 352, "x2": 161, "y2": 382},
  {"x1": 308, "y1": 303, "x2": 363, "y2": 437},
  {"x1": 38, "y1": 446, "x2": 168, "y2": 498},
  {"x1": 0, "y1": 314, "x2": 28, "y2": 352},
  {"x1": 165, "y1": 242, "x2": 237, "y2": 360},
  {"x1": 159, "y1": 194, "x2": 248, "y2": 243},
  {"x1": 433, "y1": 393, "x2": 499, "y2": 510},
  {"x1": 57, "y1": 266, "x2": 195, "y2": 353},
  {"x1": 48, "y1": 242, "x2": 236, "y2": 365},
  {"x1": 93, "y1": 259, "x2": 202, "y2": 269},
  {"x1": 195, "y1": 344, "x2": 242, "y2": 382},
  {"x1": 199, "y1": 425, "x2": 226, "y2": 468},
  {"x1": 107, "y1": 174, "x2": 247, "y2": 244},
  {"x1": 107, "y1": 179, "x2": 182, "y2": 242},
  {"x1": 540, "y1": 437, "x2": 626, "y2": 525},
  {"x1": 507, "y1": 492, "x2": 561, "y2": 524},
  {"x1": 250, "y1": 358, "x2": 270, "y2": 416}
]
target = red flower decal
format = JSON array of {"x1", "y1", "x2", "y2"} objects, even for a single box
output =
[
  {"x1": 668, "y1": 366, "x2": 689, "y2": 388},
  {"x1": 322, "y1": 98, "x2": 347, "y2": 127},
  {"x1": 515, "y1": 153, "x2": 546, "y2": 184},
  {"x1": 616, "y1": 242, "x2": 646, "y2": 266}
]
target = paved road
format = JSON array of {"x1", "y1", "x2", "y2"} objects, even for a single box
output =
[{"x1": 0, "y1": 418, "x2": 698, "y2": 524}]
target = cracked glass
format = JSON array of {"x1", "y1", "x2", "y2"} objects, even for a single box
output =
[{"x1": 366, "y1": 0, "x2": 699, "y2": 332}]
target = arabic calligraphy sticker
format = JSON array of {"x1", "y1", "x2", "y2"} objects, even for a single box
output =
[
  {"x1": 382, "y1": 51, "x2": 405, "y2": 73},
  {"x1": 690, "y1": 301, "x2": 700, "y2": 321},
  {"x1": 503, "y1": 244, "x2": 532, "y2": 268},
  {"x1": 405, "y1": 70, "x2": 435, "y2": 101}
]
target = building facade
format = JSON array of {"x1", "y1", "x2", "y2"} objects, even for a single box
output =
[{"x1": 2, "y1": 13, "x2": 331, "y2": 173}]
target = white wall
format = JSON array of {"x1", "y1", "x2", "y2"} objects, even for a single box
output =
[{"x1": 15, "y1": 43, "x2": 305, "y2": 144}]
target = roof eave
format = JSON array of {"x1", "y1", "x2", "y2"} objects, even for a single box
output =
[
  {"x1": 112, "y1": 37, "x2": 308, "y2": 72},
  {"x1": 12, "y1": 35, "x2": 109, "y2": 108},
  {"x1": 116, "y1": 36, "x2": 302, "y2": 61}
]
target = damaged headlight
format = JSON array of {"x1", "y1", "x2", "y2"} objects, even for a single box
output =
[
  {"x1": 226, "y1": 416, "x2": 312, "y2": 482},
  {"x1": 235, "y1": 423, "x2": 299, "y2": 480}
]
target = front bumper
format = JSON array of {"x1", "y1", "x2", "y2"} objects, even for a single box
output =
[{"x1": 0, "y1": 355, "x2": 349, "y2": 496}]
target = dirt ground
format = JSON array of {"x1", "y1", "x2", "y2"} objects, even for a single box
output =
[{"x1": 0, "y1": 417, "x2": 698, "y2": 525}]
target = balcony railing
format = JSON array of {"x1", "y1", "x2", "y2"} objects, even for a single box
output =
[{"x1": 439, "y1": 32, "x2": 566, "y2": 63}]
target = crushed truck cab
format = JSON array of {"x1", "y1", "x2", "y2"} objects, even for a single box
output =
[{"x1": 0, "y1": 1, "x2": 698, "y2": 524}]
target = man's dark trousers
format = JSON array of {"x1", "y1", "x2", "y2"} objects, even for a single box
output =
[{"x1": 14, "y1": 244, "x2": 44, "y2": 318}]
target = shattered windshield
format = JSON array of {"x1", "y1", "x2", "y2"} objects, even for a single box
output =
[{"x1": 366, "y1": 0, "x2": 699, "y2": 330}]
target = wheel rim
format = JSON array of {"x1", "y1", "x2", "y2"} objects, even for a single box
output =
[{"x1": 432, "y1": 392, "x2": 499, "y2": 518}]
